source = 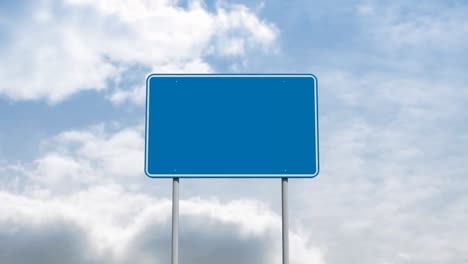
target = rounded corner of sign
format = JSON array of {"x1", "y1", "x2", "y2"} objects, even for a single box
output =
[
  {"x1": 302, "y1": 73, "x2": 318, "y2": 81},
  {"x1": 144, "y1": 168, "x2": 157, "y2": 178},
  {"x1": 309, "y1": 166, "x2": 320, "y2": 178},
  {"x1": 146, "y1": 74, "x2": 158, "y2": 84}
]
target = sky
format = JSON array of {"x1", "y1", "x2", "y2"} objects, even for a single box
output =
[{"x1": 1, "y1": 0, "x2": 468, "y2": 263}]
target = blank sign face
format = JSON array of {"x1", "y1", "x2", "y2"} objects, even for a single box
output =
[{"x1": 145, "y1": 74, "x2": 319, "y2": 178}]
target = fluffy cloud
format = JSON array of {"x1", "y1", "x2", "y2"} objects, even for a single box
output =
[
  {"x1": 351, "y1": 1, "x2": 468, "y2": 78},
  {"x1": 0, "y1": 123, "x2": 324, "y2": 263},
  {"x1": 356, "y1": 2, "x2": 468, "y2": 51},
  {"x1": 0, "y1": 0, "x2": 278, "y2": 103},
  {"x1": 22, "y1": 124, "x2": 144, "y2": 193},
  {"x1": 0, "y1": 185, "x2": 324, "y2": 264},
  {"x1": 2, "y1": 98, "x2": 468, "y2": 264},
  {"x1": 302, "y1": 67, "x2": 468, "y2": 263}
]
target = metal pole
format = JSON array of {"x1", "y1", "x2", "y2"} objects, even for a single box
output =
[
  {"x1": 172, "y1": 178, "x2": 179, "y2": 264},
  {"x1": 282, "y1": 178, "x2": 289, "y2": 264}
]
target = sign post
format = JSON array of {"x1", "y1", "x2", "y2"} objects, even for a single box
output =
[
  {"x1": 282, "y1": 178, "x2": 289, "y2": 264},
  {"x1": 172, "y1": 178, "x2": 179, "y2": 264},
  {"x1": 145, "y1": 74, "x2": 319, "y2": 264}
]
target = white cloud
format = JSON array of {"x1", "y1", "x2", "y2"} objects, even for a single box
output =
[
  {"x1": 0, "y1": 0, "x2": 278, "y2": 103},
  {"x1": 33, "y1": 153, "x2": 95, "y2": 187},
  {"x1": 302, "y1": 67, "x2": 468, "y2": 263},
  {"x1": 354, "y1": 2, "x2": 468, "y2": 59},
  {"x1": 110, "y1": 58, "x2": 212, "y2": 105},
  {"x1": 0, "y1": 185, "x2": 324, "y2": 264},
  {"x1": 2, "y1": 90, "x2": 468, "y2": 263},
  {"x1": 24, "y1": 124, "x2": 144, "y2": 192}
]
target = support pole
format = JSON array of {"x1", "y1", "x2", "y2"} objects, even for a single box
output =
[
  {"x1": 282, "y1": 178, "x2": 289, "y2": 264},
  {"x1": 172, "y1": 178, "x2": 179, "y2": 264}
]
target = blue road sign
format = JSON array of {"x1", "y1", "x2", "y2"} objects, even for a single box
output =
[{"x1": 145, "y1": 74, "x2": 319, "y2": 178}]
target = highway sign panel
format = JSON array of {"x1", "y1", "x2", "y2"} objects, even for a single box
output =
[{"x1": 145, "y1": 74, "x2": 319, "y2": 178}]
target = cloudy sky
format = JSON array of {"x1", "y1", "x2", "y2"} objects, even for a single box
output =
[{"x1": 1, "y1": 0, "x2": 468, "y2": 263}]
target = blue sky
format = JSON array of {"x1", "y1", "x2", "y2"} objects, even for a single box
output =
[{"x1": 1, "y1": 0, "x2": 468, "y2": 263}]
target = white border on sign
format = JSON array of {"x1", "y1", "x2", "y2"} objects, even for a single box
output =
[{"x1": 144, "y1": 74, "x2": 319, "y2": 178}]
